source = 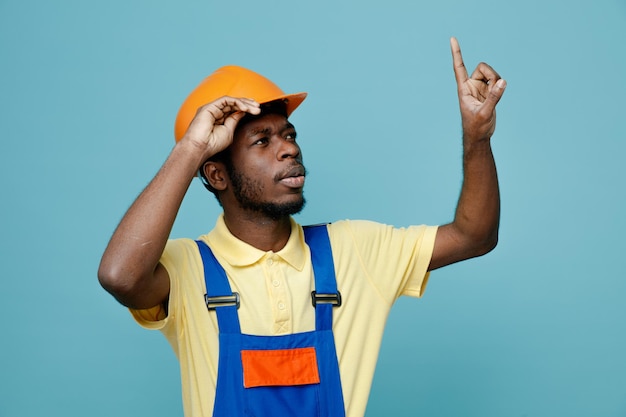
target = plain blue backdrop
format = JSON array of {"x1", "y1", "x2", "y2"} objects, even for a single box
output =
[{"x1": 1, "y1": 0, "x2": 625, "y2": 416}]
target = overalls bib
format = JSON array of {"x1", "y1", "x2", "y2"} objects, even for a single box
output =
[{"x1": 195, "y1": 225, "x2": 346, "y2": 417}]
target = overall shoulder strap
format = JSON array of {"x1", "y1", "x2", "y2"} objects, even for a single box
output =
[
  {"x1": 303, "y1": 225, "x2": 341, "y2": 331},
  {"x1": 195, "y1": 240, "x2": 241, "y2": 334}
]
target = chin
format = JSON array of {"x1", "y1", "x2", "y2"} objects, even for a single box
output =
[{"x1": 256, "y1": 197, "x2": 306, "y2": 220}]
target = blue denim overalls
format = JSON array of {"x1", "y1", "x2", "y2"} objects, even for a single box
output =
[{"x1": 195, "y1": 225, "x2": 345, "y2": 417}]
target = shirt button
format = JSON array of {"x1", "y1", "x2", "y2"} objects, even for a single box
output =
[
  {"x1": 278, "y1": 302, "x2": 285, "y2": 310},
  {"x1": 272, "y1": 279, "x2": 280, "y2": 287},
  {"x1": 267, "y1": 259, "x2": 273, "y2": 265}
]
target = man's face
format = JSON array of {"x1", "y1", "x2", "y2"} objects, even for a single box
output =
[{"x1": 225, "y1": 112, "x2": 306, "y2": 219}]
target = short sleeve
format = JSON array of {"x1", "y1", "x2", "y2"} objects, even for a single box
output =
[
  {"x1": 129, "y1": 238, "x2": 199, "y2": 330},
  {"x1": 327, "y1": 220, "x2": 438, "y2": 303}
]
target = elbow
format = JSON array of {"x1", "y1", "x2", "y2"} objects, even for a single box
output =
[
  {"x1": 472, "y1": 230, "x2": 499, "y2": 257},
  {"x1": 97, "y1": 261, "x2": 142, "y2": 306},
  {"x1": 98, "y1": 258, "x2": 167, "y2": 309},
  {"x1": 456, "y1": 226, "x2": 499, "y2": 260},
  {"x1": 431, "y1": 224, "x2": 498, "y2": 270},
  {"x1": 98, "y1": 263, "x2": 119, "y2": 294}
]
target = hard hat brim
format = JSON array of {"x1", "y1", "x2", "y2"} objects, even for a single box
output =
[{"x1": 271, "y1": 92, "x2": 308, "y2": 117}]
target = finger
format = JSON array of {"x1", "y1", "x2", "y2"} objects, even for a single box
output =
[
  {"x1": 239, "y1": 97, "x2": 261, "y2": 106},
  {"x1": 222, "y1": 111, "x2": 247, "y2": 132},
  {"x1": 470, "y1": 62, "x2": 501, "y2": 86},
  {"x1": 481, "y1": 78, "x2": 507, "y2": 114},
  {"x1": 450, "y1": 37, "x2": 469, "y2": 86},
  {"x1": 234, "y1": 97, "x2": 261, "y2": 114},
  {"x1": 215, "y1": 96, "x2": 261, "y2": 115}
]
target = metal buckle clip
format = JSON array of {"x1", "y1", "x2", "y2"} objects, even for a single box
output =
[
  {"x1": 205, "y1": 292, "x2": 240, "y2": 310},
  {"x1": 311, "y1": 291, "x2": 342, "y2": 307}
]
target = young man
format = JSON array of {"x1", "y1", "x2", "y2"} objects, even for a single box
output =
[{"x1": 98, "y1": 38, "x2": 506, "y2": 417}]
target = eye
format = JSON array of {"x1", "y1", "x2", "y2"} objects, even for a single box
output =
[
  {"x1": 285, "y1": 131, "x2": 297, "y2": 142},
  {"x1": 253, "y1": 137, "x2": 269, "y2": 146}
]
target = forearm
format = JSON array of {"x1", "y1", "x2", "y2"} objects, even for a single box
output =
[
  {"x1": 453, "y1": 137, "x2": 500, "y2": 253},
  {"x1": 98, "y1": 140, "x2": 204, "y2": 303},
  {"x1": 429, "y1": 137, "x2": 500, "y2": 270}
]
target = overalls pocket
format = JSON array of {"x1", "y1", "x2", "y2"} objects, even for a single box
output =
[{"x1": 242, "y1": 347, "x2": 322, "y2": 416}]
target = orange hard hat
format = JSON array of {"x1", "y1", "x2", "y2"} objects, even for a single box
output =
[{"x1": 174, "y1": 65, "x2": 307, "y2": 141}]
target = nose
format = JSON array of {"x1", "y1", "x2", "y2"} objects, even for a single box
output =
[{"x1": 277, "y1": 137, "x2": 301, "y2": 161}]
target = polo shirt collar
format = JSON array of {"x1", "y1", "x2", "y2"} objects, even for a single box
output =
[{"x1": 205, "y1": 214, "x2": 307, "y2": 271}]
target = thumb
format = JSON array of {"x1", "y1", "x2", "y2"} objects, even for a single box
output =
[{"x1": 483, "y1": 78, "x2": 507, "y2": 112}]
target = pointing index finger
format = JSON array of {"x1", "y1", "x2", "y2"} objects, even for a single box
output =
[{"x1": 450, "y1": 37, "x2": 468, "y2": 86}]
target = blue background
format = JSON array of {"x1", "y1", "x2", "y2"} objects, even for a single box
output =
[{"x1": 1, "y1": 0, "x2": 625, "y2": 416}]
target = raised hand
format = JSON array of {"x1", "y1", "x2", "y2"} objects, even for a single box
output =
[
  {"x1": 451, "y1": 37, "x2": 506, "y2": 142},
  {"x1": 182, "y1": 96, "x2": 261, "y2": 159}
]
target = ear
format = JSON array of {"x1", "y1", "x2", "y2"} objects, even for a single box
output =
[{"x1": 203, "y1": 161, "x2": 228, "y2": 192}]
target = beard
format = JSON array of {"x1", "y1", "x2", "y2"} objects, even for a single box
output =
[{"x1": 228, "y1": 165, "x2": 306, "y2": 220}]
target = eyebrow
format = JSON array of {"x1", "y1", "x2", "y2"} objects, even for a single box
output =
[{"x1": 247, "y1": 122, "x2": 296, "y2": 137}]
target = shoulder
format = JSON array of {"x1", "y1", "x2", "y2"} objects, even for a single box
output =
[
  {"x1": 328, "y1": 219, "x2": 435, "y2": 242},
  {"x1": 327, "y1": 219, "x2": 383, "y2": 235},
  {"x1": 159, "y1": 237, "x2": 206, "y2": 282},
  {"x1": 162, "y1": 237, "x2": 200, "y2": 262},
  {"x1": 327, "y1": 220, "x2": 438, "y2": 268}
]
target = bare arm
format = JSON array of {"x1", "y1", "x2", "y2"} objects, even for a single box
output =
[
  {"x1": 429, "y1": 38, "x2": 507, "y2": 270},
  {"x1": 98, "y1": 97, "x2": 260, "y2": 308}
]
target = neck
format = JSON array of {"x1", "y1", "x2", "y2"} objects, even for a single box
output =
[{"x1": 223, "y1": 210, "x2": 292, "y2": 252}]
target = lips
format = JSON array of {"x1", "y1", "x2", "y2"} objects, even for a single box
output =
[{"x1": 276, "y1": 164, "x2": 306, "y2": 188}]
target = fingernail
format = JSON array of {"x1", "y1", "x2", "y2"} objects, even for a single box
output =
[{"x1": 496, "y1": 79, "x2": 506, "y2": 88}]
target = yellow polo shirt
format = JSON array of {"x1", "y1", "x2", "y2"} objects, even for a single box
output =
[{"x1": 132, "y1": 215, "x2": 437, "y2": 417}]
